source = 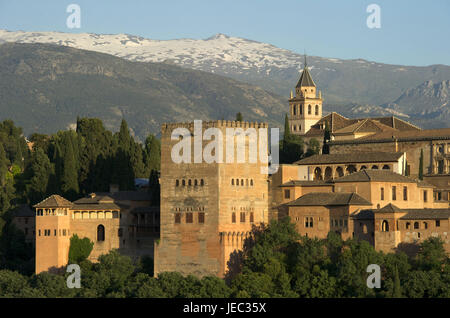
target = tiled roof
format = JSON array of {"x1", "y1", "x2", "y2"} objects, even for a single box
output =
[
  {"x1": 72, "y1": 203, "x2": 122, "y2": 211},
  {"x1": 285, "y1": 192, "x2": 371, "y2": 206},
  {"x1": 296, "y1": 66, "x2": 316, "y2": 88},
  {"x1": 333, "y1": 119, "x2": 398, "y2": 135},
  {"x1": 33, "y1": 195, "x2": 73, "y2": 208},
  {"x1": 294, "y1": 152, "x2": 403, "y2": 165},
  {"x1": 279, "y1": 180, "x2": 332, "y2": 187},
  {"x1": 400, "y1": 209, "x2": 450, "y2": 220},
  {"x1": 334, "y1": 169, "x2": 416, "y2": 183},
  {"x1": 95, "y1": 191, "x2": 152, "y2": 201},
  {"x1": 309, "y1": 112, "x2": 350, "y2": 134},
  {"x1": 376, "y1": 203, "x2": 404, "y2": 213},
  {"x1": 331, "y1": 128, "x2": 450, "y2": 145},
  {"x1": 72, "y1": 194, "x2": 127, "y2": 210},
  {"x1": 353, "y1": 208, "x2": 450, "y2": 220},
  {"x1": 306, "y1": 113, "x2": 421, "y2": 138},
  {"x1": 351, "y1": 209, "x2": 374, "y2": 220}
]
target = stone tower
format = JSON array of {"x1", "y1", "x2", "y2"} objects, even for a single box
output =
[
  {"x1": 154, "y1": 120, "x2": 269, "y2": 278},
  {"x1": 288, "y1": 56, "x2": 323, "y2": 135},
  {"x1": 34, "y1": 195, "x2": 72, "y2": 274}
]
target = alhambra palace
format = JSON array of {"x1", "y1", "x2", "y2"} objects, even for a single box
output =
[{"x1": 13, "y1": 61, "x2": 450, "y2": 277}]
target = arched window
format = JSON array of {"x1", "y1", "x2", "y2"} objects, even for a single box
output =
[
  {"x1": 299, "y1": 104, "x2": 303, "y2": 115},
  {"x1": 315, "y1": 105, "x2": 319, "y2": 115},
  {"x1": 308, "y1": 105, "x2": 312, "y2": 115},
  {"x1": 414, "y1": 222, "x2": 419, "y2": 229},
  {"x1": 423, "y1": 222, "x2": 428, "y2": 229},
  {"x1": 231, "y1": 179, "x2": 234, "y2": 186},
  {"x1": 182, "y1": 179, "x2": 186, "y2": 186},
  {"x1": 382, "y1": 165, "x2": 390, "y2": 170},
  {"x1": 97, "y1": 225, "x2": 105, "y2": 241},
  {"x1": 232, "y1": 212, "x2": 236, "y2": 223},
  {"x1": 194, "y1": 179, "x2": 198, "y2": 186},
  {"x1": 250, "y1": 179, "x2": 254, "y2": 186},
  {"x1": 381, "y1": 220, "x2": 389, "y2": 232},
  {"x1": 406, "y1": 222, "x2": 410, "y2": 230},
  {"x1": 293, "y1": 105, "x2": 297, "y2": 116},
  {"x1": 371, "y1": 165, "x2": 379, "y2": 169},
  {"x1": 200, "y1": 179, "x2": 204, "y2": 186},
  {"x1": 188, "y1": 179, "x2": 192, "y2": 186}
]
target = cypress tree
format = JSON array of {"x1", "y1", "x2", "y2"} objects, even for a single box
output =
[
  {"x1": 419, "y1": 149, "x2": 424, "y2": 180},
  {"x1": 0, "y1": 144, "x2": 7, "y2": 186},
  {"x1": 392, "y1": 266, "x2": 402, "y2": 298},
  {"x1": 144, "y1": 134, "x2": 161, "y2": 175},
  {"x1": 60, "y1": 134, "x2": 79, "y2": 200},
  {"x1": 148, "y1": 169, "x2": 160, "y2": 206},
  {"x1": 322, "y1": 121, "x2": 331, "y2": 154},
  {"x1": 283, "y1": 113, "x2": 291, "y2": 141},
  {"x1": 25, "y1": 147, "x2": 52, "y2": 204},
  {"x1": 235, "y1": 112, "x2": 243, "y2": 122},
  {"x1": 118, "y1": 119, "x2": 131, "y2": 153}
]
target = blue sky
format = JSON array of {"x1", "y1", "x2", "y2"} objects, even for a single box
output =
[{"x1": 0, "y1": 0, "x2": 449, "y2": 66}]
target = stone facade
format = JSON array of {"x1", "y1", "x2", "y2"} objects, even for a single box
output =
[
  {"x1": 154, "y1": 120, "x2": 269, "y2": 278},
  {"x1": 33, "y1": 191, "x2": 157, "y2": 274}
]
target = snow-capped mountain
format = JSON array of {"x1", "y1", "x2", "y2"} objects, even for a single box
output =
[
  {"x1": 0, "y1": 30, "x2": 305, "y2": 72},
  {"x1": 1, "y1": 29, "x2": 449, "y2": 128},
  {"x1": 2, "y1": 29, "x2": 449, "y2": 107}
]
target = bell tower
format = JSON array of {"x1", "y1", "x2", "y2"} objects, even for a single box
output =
[{"x1": 288, "y1": 56, "x2": 322, "y2": 135}]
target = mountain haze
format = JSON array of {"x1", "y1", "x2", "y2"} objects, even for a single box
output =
[
  {"x1": 1, "y1": 29, "x2": 449, "y2": 107},
  {"x1": 0, "y1": 42, "x2": 286, "y2": 140}
]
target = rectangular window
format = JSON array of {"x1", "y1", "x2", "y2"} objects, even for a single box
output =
[
  {"x1": 175, "y1": 213, "x2": 181, "y2": 224},
  {"x1": 284, "y1": 189, "x2": 290, "y2": 199},
  {"x1": 309, "y1": 217, "x2": 313, "y2": 228},
  {"x1": 198, "y1": 212, "x2": 205, "y2": 224},
  {"x1": 423, "y1": 190, "x2": 428, "y2": 202},
  {"x1": 232, "y1": 213, "x2": 236, "y2": 224},
  {"x1": 436, "y1": 220, "x2": 440, "y2": 227},
  {"x1": 392, "y1": 186, "x2": 397, "y2": 200},
  {"x1": 403, "y1": 186, "x2": 408, "y2": 201},
  {"x1": 240, "y1": 212, "x2": 245, "y2": 223},
  {"x1": 344, "y1": 220, "x2": 348, "y2": 228},
  {"x1": 250, "y1": 212, "x2": 254, "y2": 223},
  {"x1": 305, "y1": 217, "x2": 309, "y2": 228},
  {"x1": 63, "y1": 229, "x2": 67, "y2": 236},
  {"x1": 380, "y1": 187, "x2": 384, "y2": 200},
  {"x1": 186, "y1": 213, "x2": 193, "y2": 223}
]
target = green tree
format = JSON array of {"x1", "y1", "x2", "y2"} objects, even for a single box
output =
[
  {"x1": 148, "y1": 169, "x2": 160, "y2": 206},
  {"x1": 118, "y1": 119, "x2": 132, "y2": 153},
  {"x1": 235, "y1": 112, "x2": 243, "y2": 122},
  {"x1": 305, "y1": 138, "x2": 321, "y2": 157},
  {"x1": 144, "y1": 134, "x2": 161, "y2": 174},
  {"x1": 322, "y1": 121, "x2": 331, "y2": 154},
  {"x1": 24, "y1": 147, "x2": 52, "y2": 205},
  {"x1": 68, "y1": 234, "x2": 94, "y2": 264},
  {"x1": 280, "y1": 114, "x2": 307, "y2": 164},
  {"x1": 418, "y1": 149, "x2": 424, "y2": 180},
  {"x1": 60, "y1": 133, "x2": 79, "y2": 200}
]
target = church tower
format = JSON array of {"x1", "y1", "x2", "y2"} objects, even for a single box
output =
[{"x1": 288, "y1": 56, "x2": 322, "y2": 135}]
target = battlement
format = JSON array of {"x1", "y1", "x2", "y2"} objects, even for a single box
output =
[{"x1": 161, "y1": 120, "x2": 269, "y2": 134}]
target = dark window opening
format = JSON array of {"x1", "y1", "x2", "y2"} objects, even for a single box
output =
[{"x1": 97, "y1": 225, "x2": 105, "y2": 241}]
